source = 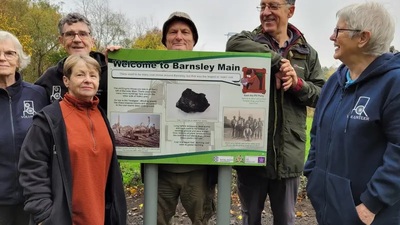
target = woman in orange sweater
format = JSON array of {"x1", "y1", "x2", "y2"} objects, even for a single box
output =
[{"x1": 19, "y1": 54, "x2": 126, "y2": 225}]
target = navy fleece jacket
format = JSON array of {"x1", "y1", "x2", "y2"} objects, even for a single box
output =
[{"x1": 305, "y1": 53, "x2": 400, "y2": 225}]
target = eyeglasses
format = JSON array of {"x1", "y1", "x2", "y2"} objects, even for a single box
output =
[
  {"x1": 333, "y1": 28, "x2": 361, "y2": 39},
  {"x1": 256, "y1": 2, "x2": 289, "y2": 11},
  {"x1": 0, "y1": 51, "x2": 18, "y2": 60},
  {"x1": 61, "y1": 31, "x2": 91, "y2": 40}
]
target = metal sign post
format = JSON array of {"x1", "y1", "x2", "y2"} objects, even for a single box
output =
[
  {"x1": 143, "y1": 164, "x2": 158, "y2": 225},
  {"x1": 216, "y1": 166, "x2": 232, "y2": 225},
  {"x1": 143, "y1": 165, "x2": 233, "y2": 225}
]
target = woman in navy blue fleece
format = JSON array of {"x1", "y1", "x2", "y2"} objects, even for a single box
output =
[
  {"x1": 304, "y1": 2, "x2": 400, "y2": 225},
  {"x1": 0, "y1": 31, "x2": 48, "y2": 225}
]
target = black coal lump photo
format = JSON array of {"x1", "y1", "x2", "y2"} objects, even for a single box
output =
[{"x1": 176, "y1": 88, "x2": 210, "y2": 113}]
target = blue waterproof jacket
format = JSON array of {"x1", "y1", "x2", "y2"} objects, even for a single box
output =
[
  {"x1": 0, "y1": 73, "x2": 48, "y2": 205},
  {"x1": 305, "y1": 53, "x2": 400, "y2": 225}
]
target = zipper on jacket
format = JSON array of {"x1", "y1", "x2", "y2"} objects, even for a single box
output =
[
  {"x1": 272, "y1": 41, "x2": 297, "y2": 176},
  {"x1": 266, "y1": 31, "x2": 302, "y2": 177},
  {"x1": 9, "y1": 95, "x2": 20, "y2": 200},
  {"x1": 282, "y1": 36, "x2": 301, "y2": 59},
  {"x1": 8, "y1": 96, "x2": 16, "y2": 151},
  {"x1": 322, "y1": 87, "x2": 347, "y2": 224},
  {"x1": 86, "y1": 109, "x2": 96, "y2": 151},
  {"x1": 273, "y1": 88, "x2": 278, "y2": 171},
  {"x1": 326, "y1": 87, "x2": 347, "y2": 170}
]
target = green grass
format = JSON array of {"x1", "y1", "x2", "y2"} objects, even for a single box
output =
[
  {"x1": 119, "y1": 160, "x2": 141, "y2": 187},
  {"x1": 305, "y1": 116, "x2": 313, "y2": 161},
  {"x1": 119, "y1": 117, "x2": 313, "y2": 187}
]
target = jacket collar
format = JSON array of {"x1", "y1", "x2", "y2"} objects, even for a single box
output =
[
  {"x1": 3, "y1": 72, "x2": 23, "y2": 97},
  {"x1": 253, "y1": 23, "x2": 308, "y2": 54},
  {"x1": 63, "y1": 92, "x2": 99, "y2": 110}
]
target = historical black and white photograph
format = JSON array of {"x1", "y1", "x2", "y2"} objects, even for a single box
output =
[
  {"x1": 223, "y1": 107, "x2": 266, "y2": 144},
  {"x1": 110, "y1": 112, "x2": 160, "y2": 148}
]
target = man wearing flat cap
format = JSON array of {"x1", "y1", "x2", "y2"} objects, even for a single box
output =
[{"x1": 157, "y1": 11, "x2": 216, "y2": 225}]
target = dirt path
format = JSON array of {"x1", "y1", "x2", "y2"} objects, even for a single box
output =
[{"x1": 126, "y1": 191, "x2": 317, "y2": 225}]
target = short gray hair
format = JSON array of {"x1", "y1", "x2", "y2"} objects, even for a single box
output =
[
  {"x1": 286, "y1": 0, "x2": 295, "y2": 5},
  {"x1": 0, "y1": 30, "x2": 30, "y2": 70},
  {"x1": 58, "y1": 13, "x2": 92, "y2": 35},
  {"x1": 337, "y1": 2, "x2": 394, "y2": 56}
]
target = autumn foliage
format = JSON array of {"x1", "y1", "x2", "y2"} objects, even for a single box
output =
[
  {"x1": 132, "y1": 27, "x2": 165, "y2": 50},
  {"x1": 1, "y1": 0, "x2": 165, "y2": 82},
  {"x1": 1, "y1": 0, "x2": 62, "y2": 82}
]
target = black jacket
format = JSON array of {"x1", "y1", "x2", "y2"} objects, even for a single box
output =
[
  {"x1": 0, "y1": 72, "x2": 48, "y2": 205},
  {"x1": 18, "y1": 102, "x2": 126, "y2": 225},
  {"x1": 35, "y1": 51, "x2": 108, "y2": 111}
]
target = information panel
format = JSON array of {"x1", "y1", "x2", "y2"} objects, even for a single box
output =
[{"x1": 108, "y1": 49, "x2": 271, "y2": 166}]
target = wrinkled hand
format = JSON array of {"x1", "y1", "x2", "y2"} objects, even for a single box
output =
[
  {"x1": 275, "y1": 58, "x2": 298, "y2": 91},
  {"x1": 356, "y1": 203, "x2": 375, "y2": 225},
  {"x1": 275, "y1": 71, "x2": 292, "y2": 91},
  {"x1": 103, "y1": 45, "x2": 122, "y2": 61},
  {"x1": 106, "y1": 45, "x2": 122, "y2": 52}
]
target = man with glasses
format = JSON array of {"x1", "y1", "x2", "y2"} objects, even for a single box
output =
[
  {"x1": 35, "y1": 13, "x2": 109, "y2": 111},
  {"x1": 226, "y1": 0, "x2": 325, "y2": 225}
]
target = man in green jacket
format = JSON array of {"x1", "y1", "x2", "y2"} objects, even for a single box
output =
[{"x1": 226, "y1": 0, "x2": 325, "y2": 224}]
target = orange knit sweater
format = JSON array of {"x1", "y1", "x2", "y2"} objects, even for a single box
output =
[{"x1": 60, "y1": 93, "x2": 112, "y2": 225}]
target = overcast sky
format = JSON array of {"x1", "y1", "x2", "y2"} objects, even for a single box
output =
[{"x1": 55, "y1": 0, "x2": 400, "y2": 67}]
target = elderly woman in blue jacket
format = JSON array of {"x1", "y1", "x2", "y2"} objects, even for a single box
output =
[
  {"x1": 0, "y1": 31, "x2": 48, "y2": 225},
  {"x1": 305, "y1": 2, "x2": 400, "y2": 225}
]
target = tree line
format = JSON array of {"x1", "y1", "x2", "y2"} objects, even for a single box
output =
[
  {"x1": 4, "y1": 0, "x2": 396, "y2": 84},
  {"x1": 1, "y1": 0, "x2": 165, "y2": 83}
]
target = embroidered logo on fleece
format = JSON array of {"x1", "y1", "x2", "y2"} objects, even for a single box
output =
[
  {"x1": 293, "y1": 64, "x2": 304, "y2": 70},
  {"x1": 50, "y1": 85, "x2": 62, "y2": 102},
  {"x1": 22, "y1": 100, "x2": 36, "y2": 118},
  {"x1": 349, "y1": 96, "x2": 370, "y2": 121}
]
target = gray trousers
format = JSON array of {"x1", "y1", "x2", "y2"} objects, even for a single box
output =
[
  {"x1": 236, "y1": 171, "x2": 299, "y2": 225},
  {"x1": 0, "y1": 204, "x2": 29, "y2": 225}
]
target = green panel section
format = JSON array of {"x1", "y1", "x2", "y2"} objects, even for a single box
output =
[
  {"x1": 108, "y1": 49, "x2": 271, "y2": 63},
  {"x1": 117, "y1": 149, "x2": 267, "y2": 166}
]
